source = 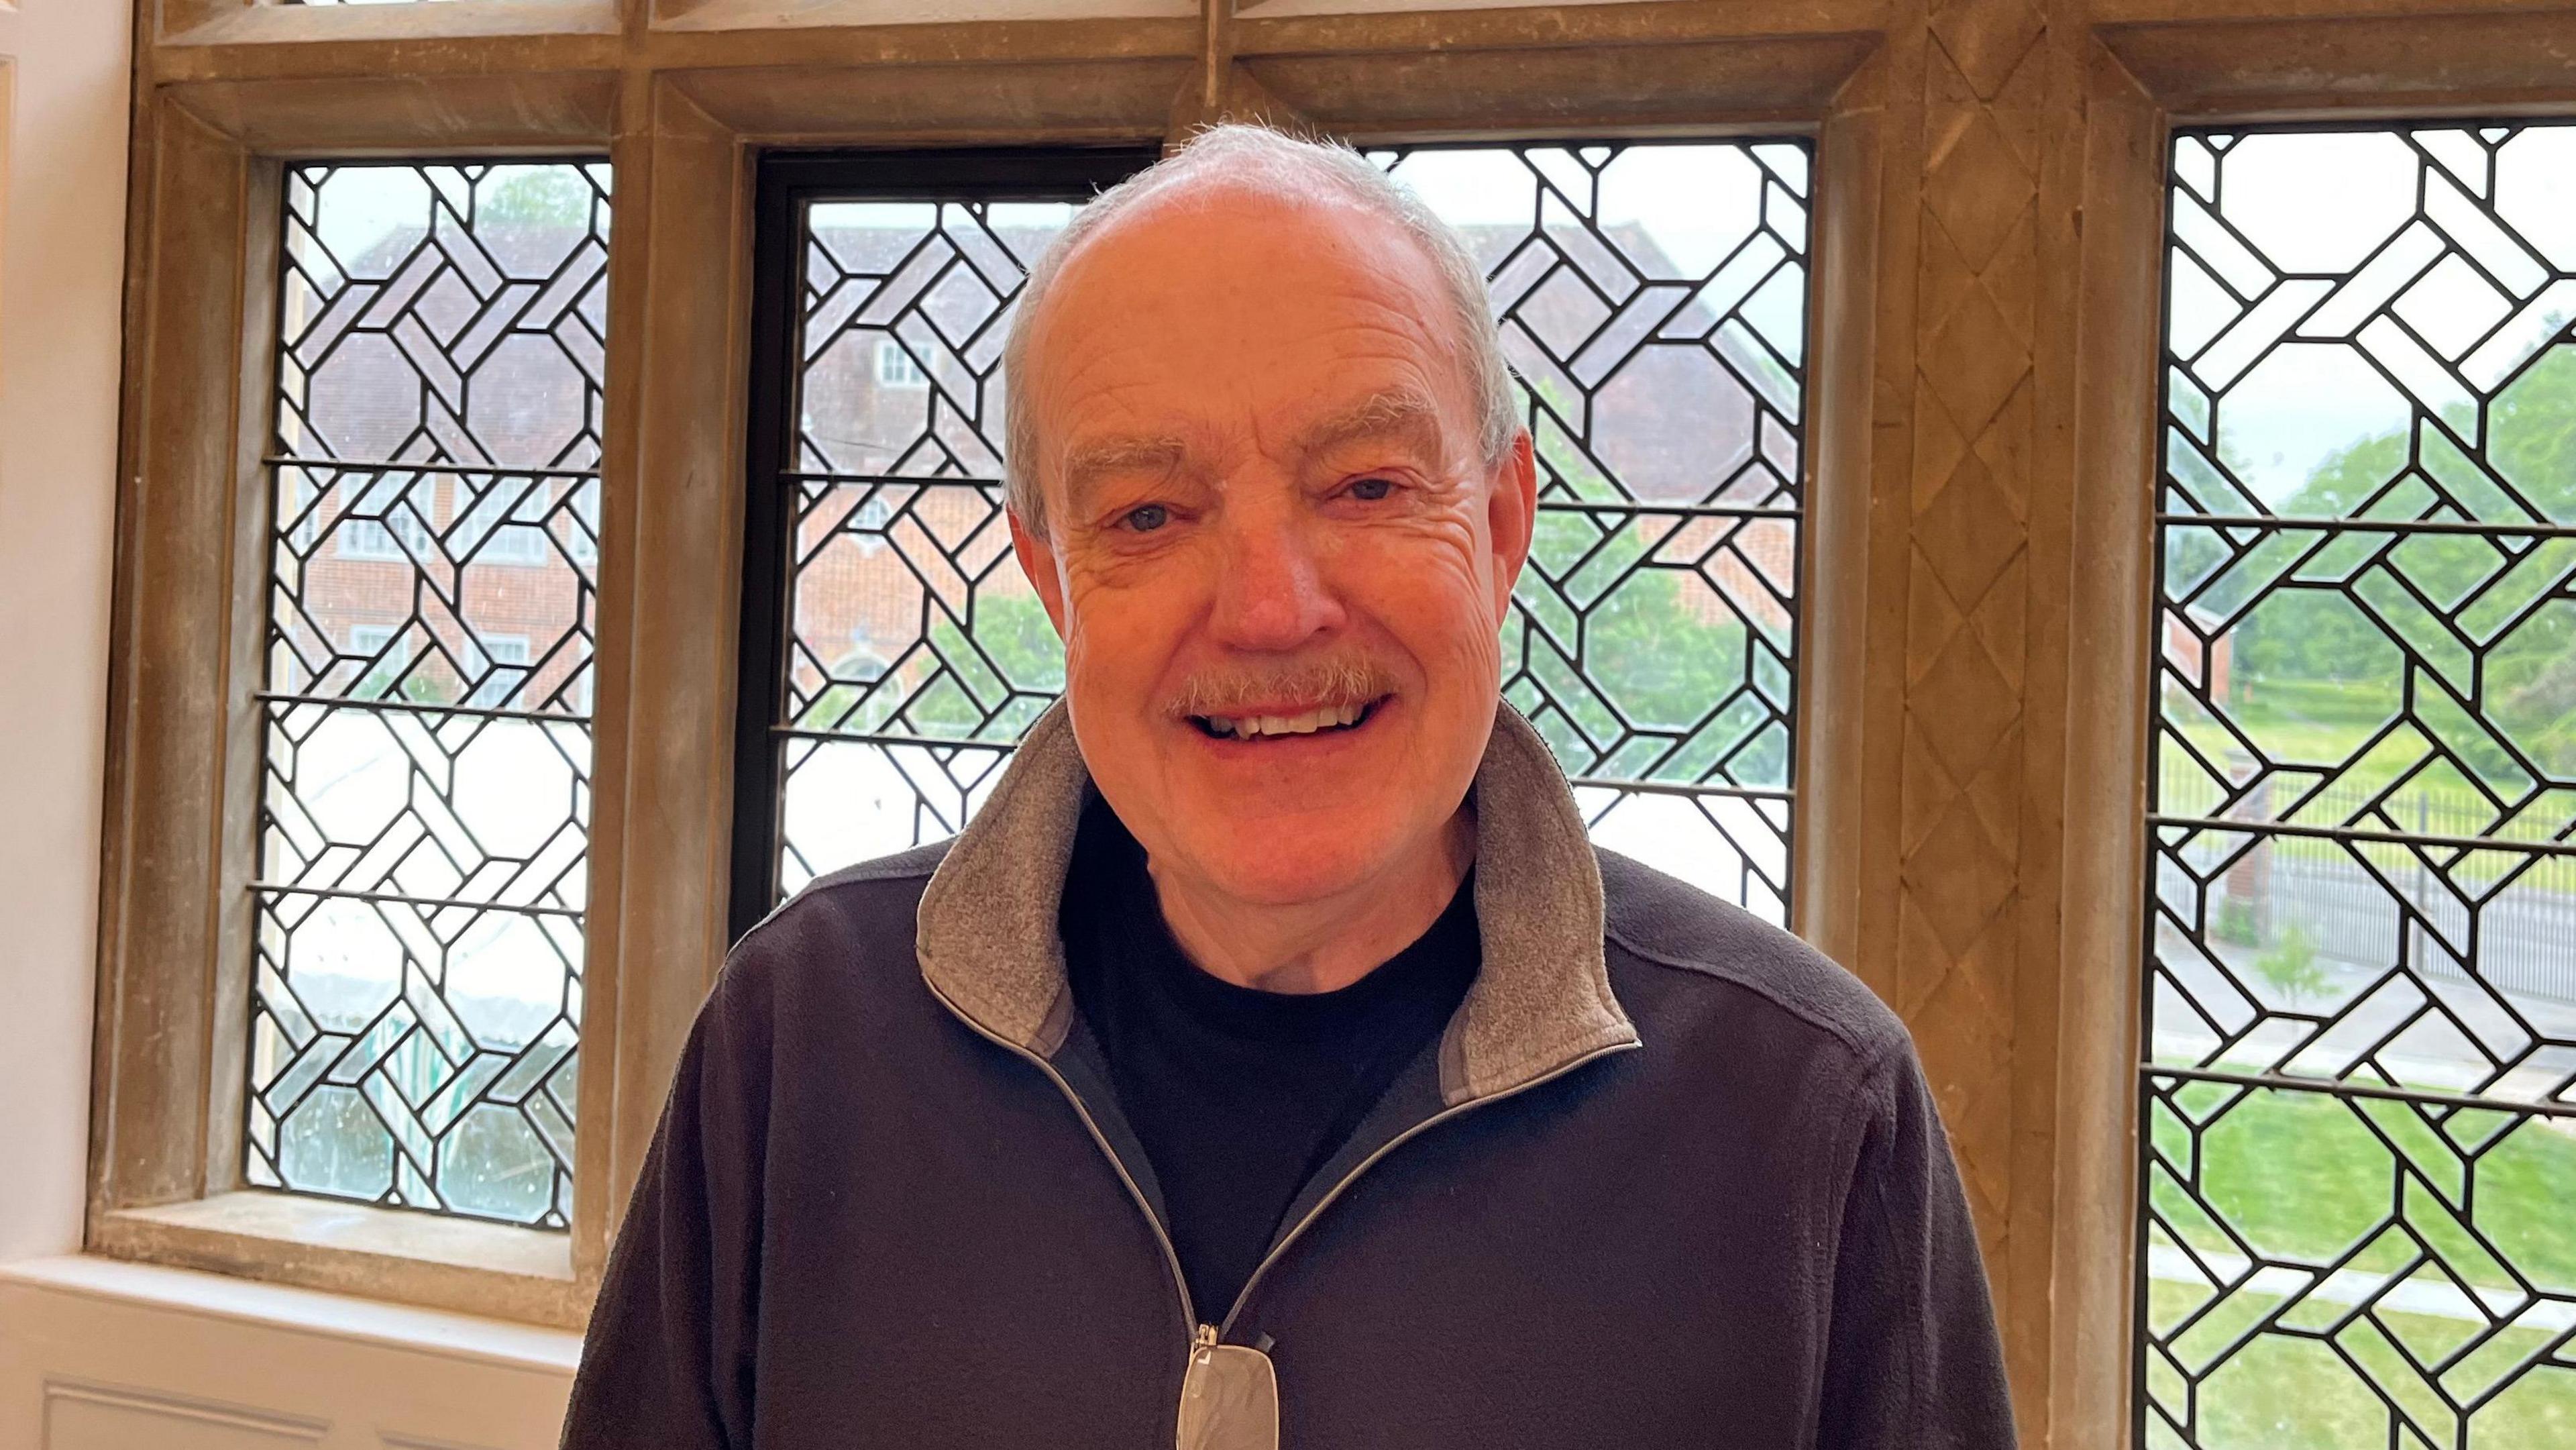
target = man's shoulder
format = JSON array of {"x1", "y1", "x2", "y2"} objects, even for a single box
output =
[
  {"x1": 803, "y1": 837, "x2": 956, "y2": 897},
  {"x1": 718, "y1": 839, "x2": 954, "y2": 999},
  {"x1": 1595, "y1": 847, "x2": 1908, "y2": 1074}
]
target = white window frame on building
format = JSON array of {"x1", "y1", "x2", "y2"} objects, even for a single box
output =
[
  {"x1": 873, "y1": 336, "x2": 932, "y2": 390},
  {"x1": 336, "y1": 476, "x2": 438, "y2": 561}
]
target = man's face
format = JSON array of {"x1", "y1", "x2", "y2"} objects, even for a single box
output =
[{"x1": 1010, "y1": 187, "x2": 1536, "y2": 909}]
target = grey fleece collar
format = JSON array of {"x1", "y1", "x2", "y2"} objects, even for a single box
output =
[{"x1": 914, "y1": 699, "x2": 1639, "y2": 1104}]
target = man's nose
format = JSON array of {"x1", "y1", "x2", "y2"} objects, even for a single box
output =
[{"x1": 1207, "y1": 504, "x2": 1343, "y2": 652}]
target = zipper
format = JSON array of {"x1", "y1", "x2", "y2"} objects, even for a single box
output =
[
  {"x1": 1214, "y1": 1036, "x2": 1640, "y2": 1336},
  {"x1": 927, "y1": 974, "x2": 1636, "y2": 1385},
  {"x1": 921, "y1": 976, "x2": 1209, "y2": 1346}
]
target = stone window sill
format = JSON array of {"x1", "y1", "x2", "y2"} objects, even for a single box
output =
[{"x1": 87, "y1": 1193, "x2": 588, "y2": 1329}]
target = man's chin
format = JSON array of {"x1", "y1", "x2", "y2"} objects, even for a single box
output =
[{"x1": 1165, "y1": 819, "x2": 1415, "y2": 909}]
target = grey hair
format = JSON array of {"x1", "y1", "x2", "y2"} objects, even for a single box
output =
[{"x1": 1000, "y1": 123, "x2": 1519, "y2": 536}]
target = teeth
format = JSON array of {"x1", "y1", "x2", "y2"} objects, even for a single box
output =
[{"x1": 1201, "y1": 701, "x2": 1373, "y2": 738}]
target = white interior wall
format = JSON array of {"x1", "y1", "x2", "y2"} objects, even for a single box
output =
[{"x1": 0, "y1": 0, "x2": 127, "y2": 1268}]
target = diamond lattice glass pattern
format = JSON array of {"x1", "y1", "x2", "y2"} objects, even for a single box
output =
[
  {"x1": 773, "y1": 197, "x2": 1078, "y2": 892},
  {"x1": 250, "y1": 161, "x2": 610, "y2": 1227},
  {"x1": 2143, "y1": 123, "x2": 2576, "y2": 1449},
  {"x1": 1382, "y1": 144, "x2": 1809, "y2": 920},
  {"x1": 770, "y1": 143, "x2": 1811, "y2": 924}
]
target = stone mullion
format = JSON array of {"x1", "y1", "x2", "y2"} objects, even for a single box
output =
[
  {"x1": 1876, "y1": 0, "x2": 2068, "y2": 1435},
  {"x1": 1169, "y1": 0, "x2": 1314, "y2": 144}
]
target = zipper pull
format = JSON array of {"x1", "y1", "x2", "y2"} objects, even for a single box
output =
[{"x1": 1177, "y1": 1324, "x2": 1277, "y2": 1449}]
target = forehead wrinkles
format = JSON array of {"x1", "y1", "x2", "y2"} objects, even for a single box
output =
[
  {"x1": 1022, "y1": 193, "x2": 1481, "y2": 507},
  {"x1": 1044, "y1": 351, "x2": 1463, "y2": 515},
  {"x1": 1060, "y1": 377, "x2": 1459, "y2": 515}
]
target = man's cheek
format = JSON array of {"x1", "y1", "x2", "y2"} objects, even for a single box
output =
[
  {"x1": 1061, "y1": 603, "x2": 1169, "y2": 708},
  {"x1": 1346, "y1": 531, "x2": 1494, "y2": 629}
]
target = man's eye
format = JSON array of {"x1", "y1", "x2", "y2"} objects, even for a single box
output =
[
  {"x1": 1350, "y1": 477, "x2": 1394, "y2": 501},
  {"x1": 1122, "y1": 503, "x2": 1169, "y2": 532}
]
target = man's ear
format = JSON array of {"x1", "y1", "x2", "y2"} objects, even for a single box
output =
[
  {"x1": 1486, "y1": 429, "x2": 1538, "y2": 618},
  {"x1": 1007, "y1": 505, "x2": 1071, "y2": 641}
]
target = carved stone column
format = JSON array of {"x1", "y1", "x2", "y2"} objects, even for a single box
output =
[{"x1": 1843, "y1": 0, "x2": 2103, "y2": 1439}]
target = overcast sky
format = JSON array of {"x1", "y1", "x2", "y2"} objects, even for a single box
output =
[{"x1": 2170, "y1": 127, "x2": 2576, "y2": 506}]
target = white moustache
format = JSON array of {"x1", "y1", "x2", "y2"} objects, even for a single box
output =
[{"x1": 1165, "y1": 658, "x2": 1398, "y2": 718}]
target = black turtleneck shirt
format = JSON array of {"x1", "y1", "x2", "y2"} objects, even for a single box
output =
[{"x1": 1058, "y1": 790, "x2": 1480, "y2": 1322}]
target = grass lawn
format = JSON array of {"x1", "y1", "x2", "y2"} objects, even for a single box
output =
[
  {"x1": 2159, "y1": 690, "x2": 2576, "y2": 887},
  {"x1": 2167, "y1": 684, "x2": 2571, "y2": 803},
  {"x1": 2169, "y1": 701, "x2": 2392, "y2": 780},
  {"x1": 2153, "y1": 1086, "x2": 2576, "y2": 1292},
  {"x1": 2166, "y1": 701, "x2": 2518, "y2": 808},
  {"x1": 2147, "y1": 1280, "x2": 2576, "y2": 1449},
  {"x1": 2147, "y1": 1089, "x2": 2576, "y2": 1446}
]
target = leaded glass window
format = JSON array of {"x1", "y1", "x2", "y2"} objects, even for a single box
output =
[
  {"x1": 726, "y1": 150, "x2": 1152, "y2": 931},
  {"x1": 252, "y1": 161, "x2": 610, "y2": 1227},
  {"x1": 1377, "y1": 142, "x2": 1810, "y2": 923},
  {"x1": 2142, "y1": 122, "x2": 2576, "y2": 1447},
  {"x1": 733, "y1": 140, "x2": 1811, "y2": 934}
]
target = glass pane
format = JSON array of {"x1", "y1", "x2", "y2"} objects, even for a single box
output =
[
  {"x1": 1387, "y1": 141, "x2": 1809, "y2": 928},
  {"x1": 248, "y1": 160, "x2": 611, "y2": 1228},
  {"x1": 768, "y1": 142, "x2": 1812, "y2": 929},
  {"x1": 2144, "y1": 122, "x2": 2576, "y2": 1450},
  {"x1": 776, "y1": 197, "x2": 1079, "y2": 895}
]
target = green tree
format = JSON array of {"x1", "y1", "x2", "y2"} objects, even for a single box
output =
[
  {"x1": 908, "y1": 590, "x2": 1064, "y2": 737},
  {"x1": 1584, "y1": 569, "x2": 1751, "y2": 726},
  {"x1": 2229, "y1": 340, "x2": 2576, "y2": 774},
  {"x1": 480, "y1": 168, "x2": 596, "y2": 227},
  {"x1": 798, "y1": 592, "x2": 1065, "y2": 741},
  {"x1": 2251, "y1": 922, "x2": 2329, "y2": 1004},
  {"x1": 1510, "y1": 565, "x2": 1778, "y2": 786}
]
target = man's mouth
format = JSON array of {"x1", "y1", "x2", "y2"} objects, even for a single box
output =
[{"x1": 1188, "y1": 696, "x2": 1389, "y2": 741}]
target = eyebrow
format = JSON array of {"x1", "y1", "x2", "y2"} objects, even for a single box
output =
[
  {"x1": 1293, "y1": 389, "x2": 1446, "y2": 463},
  {"x1": 1061, "y1": 434, "x2": 1187, "y2": 515},
  {"x1": 1056, "y1": 389, "x2": 1451, "y2": 515}
]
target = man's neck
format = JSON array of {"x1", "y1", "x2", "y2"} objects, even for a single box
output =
[{"x1": 1144, "y1": 808, "x2": 1475, "y2": 995}]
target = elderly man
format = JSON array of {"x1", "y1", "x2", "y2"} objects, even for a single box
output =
[{"x1": 564, "y1": 125, "x2": 2012, "y2": 1449}]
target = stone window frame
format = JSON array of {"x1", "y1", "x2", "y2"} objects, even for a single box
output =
[{"x1": 87, "y1": 0, "x2": 2576, "y2": 1443}]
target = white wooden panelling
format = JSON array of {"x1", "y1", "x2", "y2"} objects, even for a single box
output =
[
  {"x1": 0, "y1": 1261, "x2": 576, "y2": 1450},
  {"x1": 44, "y1": 1382, "x2": 325, "y2": 1450}
]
